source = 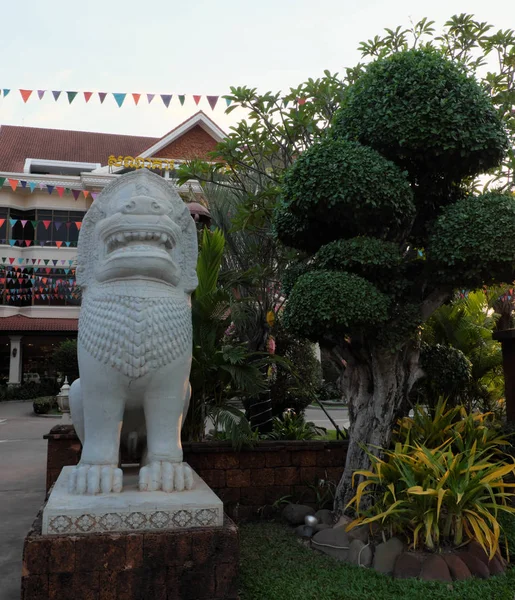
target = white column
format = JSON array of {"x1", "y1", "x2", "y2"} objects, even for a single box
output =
[{"x1": 8, "y1": 335, "x2": 23, "y2": 385}]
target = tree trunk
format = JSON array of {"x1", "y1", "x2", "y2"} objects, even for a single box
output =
[{"x1": 333, "y1": 344, "x2": 421, "y2": 517}]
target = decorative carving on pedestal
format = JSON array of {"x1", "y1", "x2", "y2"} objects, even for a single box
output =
[{"x1": 68, "y1": 168, "x2": 199, "y2": 494}]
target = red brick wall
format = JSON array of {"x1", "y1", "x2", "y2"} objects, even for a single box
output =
[
  {"x1": 45, "y1": 427, "x2": 348, "y2": 521},
  {"x1": 157, "y1": 125, "x2": 218, "y2": 160}
]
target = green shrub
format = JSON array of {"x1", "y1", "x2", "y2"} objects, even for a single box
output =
[
  {"x1": 266, "y1": 411, "x2": 325, "y2": 441},
  {"x1": 283, "y1": 270, "x2": 390, "y2": 341},
  {"x1": 333, "y1": 49, "x2": 508, "y2": 185},
  {"x1": 0, "y1": 380, "x2": 58, "y2": 402},
  {"x1": 275, "y1": 137, "x2": 414, "y2": 251},
  {"x1": 32, "y1": 396, "x2": 57, "y2": 415}
]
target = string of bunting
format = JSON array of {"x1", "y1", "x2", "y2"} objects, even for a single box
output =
[
  {"x1": 0, "y1": 177, "x2": 96, "y2": 199},
  {"x1": 1, "y1": 89, "x2": 231, "y2": 110},
  {"x1": 1, "y1": 258, "x2": 75, "y2": 266}
]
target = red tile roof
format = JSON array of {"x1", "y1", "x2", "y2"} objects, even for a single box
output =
[
  {"x1": 0, "y1": 125, "x2": 157, "y2": 173},
  {"x1": 0, "y1": 315, "x2": 78, "y2": 331}
]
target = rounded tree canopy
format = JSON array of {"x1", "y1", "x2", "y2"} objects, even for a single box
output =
[
  {"x1": 314, "y1": 237, "x2": 402, "y2": 284},
  {"x1": 275, "y1": 138, "x2": 415, "y2": 252},
  {"x1": 428, "y1": 192, "x2": 515, "y2": 288},
  {"x1": 283, "y1": 270, "x2": 390, "y2": 341},
  {"x1": 333, "y1": 49, "x2": 508, "y2": 186}
]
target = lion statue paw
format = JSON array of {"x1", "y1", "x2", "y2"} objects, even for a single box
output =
[{"x1": 138, "y1": 461, "x2": 194, "y2": 492}]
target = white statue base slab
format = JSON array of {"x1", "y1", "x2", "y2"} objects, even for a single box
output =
[{"x1": 42, "y1": 465, "x2": 223, "y2": 535}]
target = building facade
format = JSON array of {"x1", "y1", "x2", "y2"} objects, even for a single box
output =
[{"x1": 0, "y1": 111, "x2": 224, "y2": 384}]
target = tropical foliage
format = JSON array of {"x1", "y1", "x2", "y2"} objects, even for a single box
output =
[
  {"x1": 267, "y1": 410, "x2": 325, "y2": 441},
  {"x1": 347, "y1": 402, "x2": 515, "y2": 559}
]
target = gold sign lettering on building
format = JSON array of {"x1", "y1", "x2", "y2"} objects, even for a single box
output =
[{"x1": 108, "y1": 155, "x2": 176, "y2": 171}]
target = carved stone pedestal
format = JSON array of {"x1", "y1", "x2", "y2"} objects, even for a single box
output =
[
  {"x1": 22, "y1": 467, "x2": 239, "y2": 600},
  {"x1": 22, "y1": 513, "x2": 239, "y2": 600}
]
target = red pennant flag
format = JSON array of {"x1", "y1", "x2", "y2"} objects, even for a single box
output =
[
  {"x1": 42, "y1": 278, "x2": 48, "y2": 284},
  {"x1": 75, "y1": 221, "x2": 82, "y2": 231},
  {"x1": 297, "y1": 97, "x2": 307, "y2": 106},
  {"x1": 206, "y1": 95, "x2": 219, "y2": 110},
  {"x1": 83, "y1": 92, "x2": 93, "y2": 103},
  {"x1": 132, "y1": 93, "x2": 141, "y2": 105},
  {"x1": 19, "y1": 89, "x2": 33, "y2": 103},
  {"x1": 193, "y1": 95, "x2": 201, "y2": 106},
  {"x1": 24, "y1": 240, "x2": 31, "y2": 247},
  {"x1": 56, "y1": 187, "x2": 65, "y2": 197},
  {"x1": 42, "y1": 220, "x2": 51, "y2": 229},
  {"x1": 8, "y1": 179, "x2": 18, "y2": 191},
  {"x1": 45, "y1": 268, "x2": 51, "y2": 274},
  {"x1": 83, "y1": 190, "x2": 90, "y2": 198},
  {"x1": 55, "y1": 241, "x2": 63, "y2": 248},
  {"x1": 9, "y1": 258, "x2": 15, "y2": 264},
  {"x1": 0, "y1": 219, "x2": 4, "y2": 227}
]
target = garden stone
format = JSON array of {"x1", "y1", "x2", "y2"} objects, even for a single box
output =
[
  {"x1": 373, "y1": 537, "x2": 404, "y2": 574},
  {"x1": 443, "y1": 554, "x2": 472, "y2": 581},
  {"x1": 333, "y1": 514, "x2": 352, "y2": 529},
  {"x1": 420, "y1": 555, "x2": 452, "y2": 582},
  {"x1": 457, "y1": 552, "x2": 490, "y2": 579},
  {"x1": 466, "y1": 541, "x2": 489, "y2": 566},
  {"x1": 347, "y1": 524, "x2": 369, "y2": 543},
  {"x1": 348, "y1": 539, "x2": 373, "y2": 567},
  {"x1": 393, "y1": 553, "x2": 421, "y2": 579},
  {"x1": 314, "y1": 523, "x2": 332, "y2": 533},
  {"x1": 312, "y1": 527, "x2": 351, "y2": 562},
  {"x1": 295, "y1": 525, "x2": 314, "y2": 539},
  {"x1": 487, "y1": 556, "x2": 504, "y2": 575},
  {"x1": 282, "y1": 504, "x2": 315, "y2": 525},
  {"x1": 314, "y1": 509, "x2": 333, "y2": 525}
]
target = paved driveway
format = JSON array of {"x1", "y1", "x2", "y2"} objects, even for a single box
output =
[{"x1": 0, "y1": 401, "x2": 58, "y2": 600}]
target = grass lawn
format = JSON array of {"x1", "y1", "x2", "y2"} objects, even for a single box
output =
[{"x1": 239, "y1": 522, "x2": 515, "y2": 600}]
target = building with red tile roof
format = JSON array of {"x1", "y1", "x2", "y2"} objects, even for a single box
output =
[{"x1": 0, "y1": 112, "x2": 225, "y2": 384}]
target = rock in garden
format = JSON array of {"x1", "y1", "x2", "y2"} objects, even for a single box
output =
[
  {"x1": 282, "y1": 504, "x2": 315, "y2": 525},
  {"x1": 393, "y1": 553, "x2": 422, "y2": 579},
  {"x1": 314, "y1": 523, "x2": 332, "y2": 533},
  {"x1": 373, "y1": 537, "x2": 404, "y2": 574},
  {"x1": 466, "y1": 541, "x2": 504, "y2": 575},
  {"x1": 295, "y1": 525, "x2": 314, "y2": 539},
  {"x1": 420, "y1": 555, "x2": 452, "y2": 582},
  {"x1": 348, "y1": 539, "x2": 373, "y2": 567},
  {"x1": 347, "y1": 524, "x2": 369, "y2": 543},
  {"x1": 333, "y1": 514, "x2": 352, "y2": 529},
  {"x1": 457, "y1": 552, "x2": 490, "y2": 579},
  {"x1": 315, "y1": 509, "x2": 333, "y2": 525},
  {"x1": 312, "y1": 527, "x2": 351, "y2": 561},
  {"x1": 487, "y1": 556, "x2": 505, "y2": 575},
  {"x1": 443, "y1": 554, "x2": 472, "y2": 580}
]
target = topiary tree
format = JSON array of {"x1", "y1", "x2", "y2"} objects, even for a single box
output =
[{"x1": 274, "y1": 48, "x2": 512, "y2": 513}]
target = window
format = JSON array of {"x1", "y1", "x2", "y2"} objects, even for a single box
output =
[{"x1": 2, "y1": 209, "x2": 85, "y2": 247}]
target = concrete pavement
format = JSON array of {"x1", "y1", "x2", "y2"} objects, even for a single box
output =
[{"x1": 0, "y1": 401, "x2": 58, "y2": 600}]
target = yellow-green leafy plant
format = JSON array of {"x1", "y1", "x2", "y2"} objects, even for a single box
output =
[
  {"x1": 395, "y1": 397, "x2": 510, "y2": 456},
  {"x1": 347, "y1": 403, "x2": 515, "y2": 558}
]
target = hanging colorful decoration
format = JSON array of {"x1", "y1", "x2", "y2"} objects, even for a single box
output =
[
  {"x1": 1, "y1": 89, "x2": 228, "y2": 110},
  {"x1": 0, "y1": 178, "x2": 98, "y2": 200}
]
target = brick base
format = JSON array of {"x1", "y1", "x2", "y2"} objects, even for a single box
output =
[{"x1": 22, "y1": 510, "x2": 239, "y2": 600}]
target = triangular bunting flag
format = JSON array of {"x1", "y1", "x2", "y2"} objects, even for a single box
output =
[
  {"x1": 3, "y1": 89, "x2": 10, "y2": 97},
  {"x1": 9, "y1": 219, "x2": 17, "y2": 228},
  {"x1": 55, "y1": 241, "x2": 63, "y2": 248},
  {"x1": 0, "y1": 219, "x2": 4, "y2": 228},
  {"x1": 42, "y1": 220, "x2": 51, "y2": 229},
  {"x1": 225, "y1": 97, "x2": 232, "y2": 107},
  {"x1": 46, "y1": 185, "x2": 54, "y2": 194},
  {"x1": 113, "y1": 93, "x2": 126, "y2": 107},
  {"x1": 132, "y1": 93, "x2": 141, "y2": 105},
  {"x1": 56, "y1": 187, "x2": 65, "y2": 197},
  {"x1": 54, "y1": 221, "x2": 62, "y2": 231},
  {"x1": 20, "y1": 180, "x2": 27, "y2": 188},
  {"x1": 298, "y1": 97, "x2": 307, "y2": 106},
  {"x1": 75, "y1": 221, "x2": 82, "y2": 231},
  {"x1": 8, "y1": 179, "x2": 18, "y2": 191},
  {"x1": 52, "y1": 90, "x2": 61, "y2": 101},
  {"x1": 193, "y1": 95, "x2": 201, "y2": 105},
  {"x1": 37, "y1": 90, "x2": 45, "y2": 100},
  {"x1": 207, "y1": 96, "x2": 219, "y2": 110},
  {"x1": 161, "y1": 94, "x2": 173, "y2": 108},
  {"x1": 147, "y1": 93, "x2": 155, "y2": 104},
  {"x1": 83, "y1": 92, "x2": 93, "y2": 103},
  {"x1": 98, "y1": 92, "x2": 107, "y2": 104},
  {"x1": 52, "y1": 259, "x2": 57, "y2": 265},
  {"x1": 9, "y1": 240, "x2": 15, "y2": 247},
  {"x1": 65, "y1": 222, "x2": 71, "y2": 229},
  {"x1": 20, "y1": 89, "x2": 33, "y2": 103},
  {"x1": 31, "y1": 220, "x2": 38, "y2": 228},
  {"x1": 91, "y1": 192, "x2": 99, "y2": 200},
  {"x1": 178, "y1": 95, "x2": 185, "y2": 106},
  {"x1": 0, "y1": 177, "x2": 5, "y2": 188},
  {"x1": 20, "y1": 220, "x2": 27, "y2": 227},
  {"x1": 24, "y1": 240, "x2": 31, "y2": 247},
  {"x1": 67, "y1": 91, "x2": 78, "y2": 104},
  {"x1": 72, "y1": 189, "x2": 81, "y2": 201},
  {"x1": 83, "y1": 190, "x2": 90, "y2": 198}
]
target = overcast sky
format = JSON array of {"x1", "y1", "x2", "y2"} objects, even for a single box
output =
[{"x1": 1, "y1": 0, "x2": 513, "y2": 138}]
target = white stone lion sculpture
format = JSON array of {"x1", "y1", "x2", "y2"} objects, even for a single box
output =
[{"x1": 68, "y1": 169, "x2": 198, "y2": 495}]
